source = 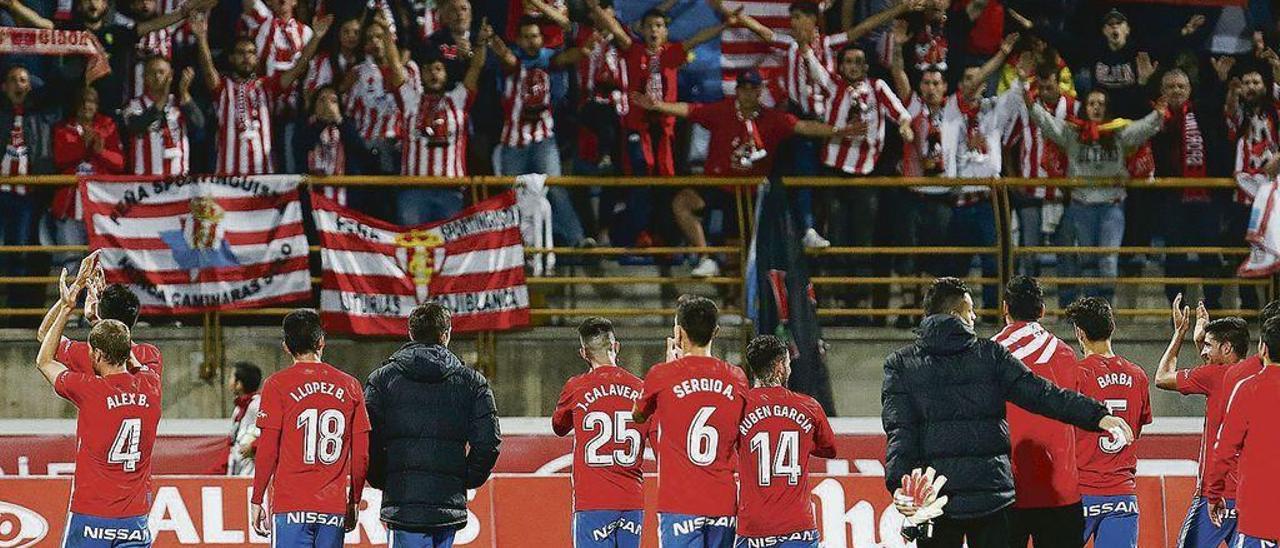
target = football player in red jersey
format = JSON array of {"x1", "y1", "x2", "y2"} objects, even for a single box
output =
[
  {"x1": 735, "y1": 335, "x2": 836, "y2": 548},
  {"x1": 1205, "y1": 315, "x2": 1280, "y2": 547},
  {"x1": 1156, "y1": 297, "x2": 1273, "y2": 548},
  {"x1": 1066, "y1": 298, "x2": 1152, "y2": 548},
  {"x1": 553, "y1": 317, "x2": 647, "y2": 548},
  {"x1": 250, "y1": 309, "x2": 370, "y2": 547},
  {"x1": 993, "y1": 276, "x2": 1085, "y2": 547},
  {"x1": 634, "y1": 296, "x2": 748, "y2": 548},
  {"x1": 36, "y1": 253, "x2": 164, "y2": 379},
  {"x1": 36, "y1": 268, "x2": 162, "y2": 547}
]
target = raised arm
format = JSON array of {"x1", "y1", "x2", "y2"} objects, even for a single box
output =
[
  {"x1": 586, "y1": 0, "x2": 632, "y2": 50},
  {"x1": 136, "y1": 0, "x2": 216, "y2": 37},
  {"x1": 523, "y1": 0, "x2": 570, "y2": 29},
  {"x1": 190, "y1": 11, "x2": 220, "y2": 94},
  {"x1": 843, "y1": 0, "x2": 917, "y2": 43},
  {"x1": 1156, "y1": 295, "x2": 1192, "y2": 391},
  {"x1": 488, "y1": 35, "x2": 520, "y2": 72},
  {"x1": 733, "y1": 11, "x2": 775, "y2": 43},
  {"x1": 0, "y1": 0, "x2": 54, "y2": 29},
  {"x1": 36, "y1": 253, "x2": 99, "y2": 342},
  {"x1": 381, "y1": 16, "x2": 408, "y2": 89},
  {"x1": 888, "y1": 20, "x2": 911, "y2": 102},
  {"x1": 963, "y1": 32, "x2": 1018, "y2": 99},
  {"x1": 1117, "y1": 98, "x2": 1167, "y2": 148},
  {"x1": 278, "y1": 14, "x2": 333, "y2": 90},
  {"x1": 462, "y1": 22, "x2": 492, "y2": 92},
  {"x1": 684, "y1": 6, "x2": 734, "y2": 51},
  {"x1": 36, "y1": 271, "x2": 84, "y2": 386}
]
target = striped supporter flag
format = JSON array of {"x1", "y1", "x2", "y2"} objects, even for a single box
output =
[
  {"x1": 313, "y1": 190, "x2": 530, "y2": 335},
  {"x1": 82, "y1": 175, "x2": 311, "y2": 314}
]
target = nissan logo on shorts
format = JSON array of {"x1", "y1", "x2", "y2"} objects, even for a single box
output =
[{"x1": 0, "y1": 501, "x2": 48, "y2": 548}]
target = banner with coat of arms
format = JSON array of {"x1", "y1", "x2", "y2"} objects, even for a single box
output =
[
  {"x1": 82, "y1": 175, "x2": 312, "y2": 314},
  {"x1": 312, "y1": 190, "x2": 530, "y2": 335}
]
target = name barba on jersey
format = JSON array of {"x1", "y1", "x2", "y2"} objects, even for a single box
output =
[
  {"x1": 574, "y1": 384, "x2": 640, "y2": 411},
  {"x1": 738, "y1": 405, "x2": 815, "y2": 437},
  {"x1": 1096, "y1": 372, "x2": 1134, "y2": 390},
  {"x1": 289, "y1": 382, "x2": 348, "y2": 403},
  {"x1": 672, "y1": 378, "x2": 735, "y2": 400}
]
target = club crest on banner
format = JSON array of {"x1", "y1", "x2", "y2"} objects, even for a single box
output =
[{"x1": 394, "y1": 229, "x2": 447, "y2": 304}]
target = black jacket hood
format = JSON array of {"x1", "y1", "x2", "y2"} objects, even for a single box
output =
[
  {"x1": 917, "y1": 314, "x2": 977, "y2": 356},
  {"x1": 390, "y1": 342, "x2": 464, "y2": 383}
]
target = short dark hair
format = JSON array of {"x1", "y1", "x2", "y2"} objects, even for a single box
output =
[
  {"x1": 233, "y1": 361, "x2": 263, "y2": 392},
  {"x1": 1004, "y1": 275, "x2": 1044, "y2": 322},
  {"x1": 89, "y1": 319, "x2": 132, "y2": 366},
  {"x1": 1263, "y1": 316, "x2": 1280, "y2": 361},
  {"x1": 746, "y1": 335, "x2": 789, "y2": 381},
  {"x1": 923, "y1": 277, "x2": 969, "y2": 316},
  {"x1": 1259, "y1": 300, "x2": 1280, "y2": 328},
  {"x1": 282, "y1": 308, "x2": 324, "y2": 355},
  {"x1": 517, "y1": 14, "x2": 542, "y2": 31},
  {"x1": 676, "y1": 295, "x2": 719, "y2": 347},
  {"x1": 1065, "y1": 297, "x2": 1114, "y2": 342},
  {"x1": 98, "y1": 284, "x2": 141, "y2": 327},
  {"x1": 1035, "y1": 64, "x2": 1060, "y2": 82},
  {"x1": 578, "y1": 316, "x2": 615, "y2": 358},
  {"x1": 837, "y1": 44, "x2": 866, "y2": 63},
  {"x1": 641, "y1": 8, "x2": 668, "y2": 24},
  {"x1": 788, "y1": 1, "x2": 820, "y2": 18},
  {"x1": 410, "y1": 302, "x2": 452, "y2": 343},
  {"x1": 1205, "y1": 317, "x2": 1250, "y2": 358}
]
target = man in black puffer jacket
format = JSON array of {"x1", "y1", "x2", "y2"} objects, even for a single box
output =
[
  {"x1": 365, "y1": 303, "x2": 501, "y2": 546},
  {"x1": 883, "y1": 278, "x2": 1134, "y2": 548}
]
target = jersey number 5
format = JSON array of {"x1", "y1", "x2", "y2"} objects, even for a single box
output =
[
  {"x1": 297, "y1": 408, "x2": 347, "y2": 465},
  {"x1": 1101, "y1": 399, "x2": 1128, "y2": 454},
  {"x1": 582, "y1": 411, "x2": 642, "y2": 467},
  {"x1": 108, "y1": 418, "x2": 143, "y2": 472}
]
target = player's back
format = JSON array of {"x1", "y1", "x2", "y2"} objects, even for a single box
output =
[
  {"x1": 258, "y1": 361, "x2": 369, "y2": 514},
  {"x1": 55, "y1": 368, "x2": 162, "y2": 518},
  {"x1": 60, "y1": 339, "x2": 164, "y2": 378},
  {"x1": 736, "y1": 385, "x2": 836, "y2": 540},
  {"x1": 637, "y1": 355, "x2": 748, "y2": 517},
  {"x1": 1075, "y1": 354, "x2": 1152, "y2": 495},
  {"x1": 552, "y1": 365, "x2": 647, "y2": 511},
  {"x1": 993, "y1": 321, "x2": 1082, "y2": 508}
]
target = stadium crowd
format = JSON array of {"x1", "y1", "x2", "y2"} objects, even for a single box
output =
[{"x1": 0, "y1": 0, "x2": 1278, "y2": 313}]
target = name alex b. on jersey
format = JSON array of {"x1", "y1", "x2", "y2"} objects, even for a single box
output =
[
  {"x1": 739, "y1": 405, "x2": 816, "y2": 436},
  {"x1": 287, "y1": 381, "x2": 348, "y2": 403},
  {"x1": 1096, "y1": 372, "x2": 1134, "y2": 389},
  {"x1": 672, "y1": 377, "x2": 736, "y2": 399},
  {"x1": 105, "y1": 392, "x2": 151, "y2": 410},
  {"x1": 573, "y1": 383, "x2": 640, "y2": 411}
]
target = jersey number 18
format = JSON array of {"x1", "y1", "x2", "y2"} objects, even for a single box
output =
[{"x1": 297, "y1": 408, "x2": 346, "y2": 465}]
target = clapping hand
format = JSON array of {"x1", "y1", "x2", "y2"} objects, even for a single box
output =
[{"x1": 1171, "y1": 293, "x2": 1191, "y2": 337}]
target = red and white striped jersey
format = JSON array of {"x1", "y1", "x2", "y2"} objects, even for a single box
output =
[
  {"x1": 901, "y1": 93, "x2": 948, "y2": 195},
  {"x1": 1005, "y1": 93, "x2": 1076, "y2": 199},
  {"x1": 240, "y1": 1, "x2": 313, "y2": 78},
  {"x1": 306, "y1": 124, "x2": 344, "y2": 176},
  {"x1": 576, "y1": 27, "x2": 628, "y2": 116},
  {"x1": 302, "y1": 52, "x2": 354, "y2": 98},
  {"x1": 131, "y1": 26, "x2": 174, "y2": 98},
  {"x1": 769, "y1": 32, "x2": 847, "y2": 118},
  {"x1": 346, "y1": 60, "x2": 419, "y2": 141},
  {"x1": 122, "y1": 94, "x2": 190, "y2": 176},
  {"x1": 399, "y1": 82, "x2": 472, "y2": 177},
  {"x1": 1229, "y1": 105, "x2": 1280, "y2": 203},
  {"x1": 1, "y1": 110, "x2": 29, "y2": 194},
  {"x1": 213, "y1": 75, "x2": 279, "y2": 176},
  {"x1": 500, "y1": 65, "x2": 555, "y2": 147},
  {"x1": 822, "y1": 77, "x2": 909, "y2": 175}
]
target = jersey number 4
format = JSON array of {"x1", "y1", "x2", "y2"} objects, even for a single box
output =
[
  {"x1": 749, "y1": 430, "x2": 801, "y2": 486},
  {"x1": 297, "y1": 408, "x2": 347, "y2": 465},
  {"x1": 108, "y1": 418, "x2": 143, "y2": 472},
  {"x1": 583, "y1": 411, "x2": 641, "y2": 467}
]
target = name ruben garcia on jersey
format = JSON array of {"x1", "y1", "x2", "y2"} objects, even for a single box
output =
[
  {"x1": 672, "y1": 378, "x2": 736, "y2": 400},
  {"x1": 1096, "y1": 372, "x2": 1133, "y2": 389},
  {"x1": 105, "y1": 393, "x2": 152, "y2": 410},
  {"x1": 574, "y1": 383, "x2": 641, "y2": 411},
  {"x1": 739, "y1": 405, "x2": 815, "y2": 436},
  {"x1": 287, "y1": 381, "x2": 348, "y2": 403}
]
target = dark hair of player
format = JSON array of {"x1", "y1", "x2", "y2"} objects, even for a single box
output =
[
  {"x1": 641, "y1": 8, "x2": 668, "y2": 24},
  {"x1": 89, "y1": 319, "x2": 132, "y2": 366},
  {"x1": 233, "y1": 361, "x2": 263, "y2": 393},
  {"x1": 676, "y1": 295, "x2": 719, "y2": 347},
  {"x1": 1064, "y1": 297, "x2": 1115, "y2": 342},
  {"x1": 98, "y1": 284, "x2": 141, "y2": 327},
  {"x1": 410, "y1": 302, "x2": 452, "y2": 344},
  {"x1": 746, "y1": 335, "x2": 788, "y2": 382},
  {"x1": 1258, "y1": 300, "x2": 1280, "y2": 328},
  {"x1": 1035, "y1": 64, "x2": 1059, "y2": 82},
  {"x1": 517, "y1": 14, "x2": 543, "y2": 31},
  {"x1": 1205, "y1": 317, "x2": 1250, "y2": 359},
  {"x1": 837, "y1": 44, "x2": 866, "y2": 63},
  {"x1": 788, "y1": 1, "x2": 820, "y2": 18},
  {"x1": 282, "y1": 308, "x2": 325, "y2": 356},
  {"x1": 1004, "y1": 275, "x2": 1044, "y2": 322},
  {"x1": 1262, "y1": 316, "x2": 1280, "y2": 362},
  {"x1": 923, "y1": 277, "x2": 969, "y2": 316},
  {"x1": 577, "y1": 316, "x2": 615, "y2": 356}
]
